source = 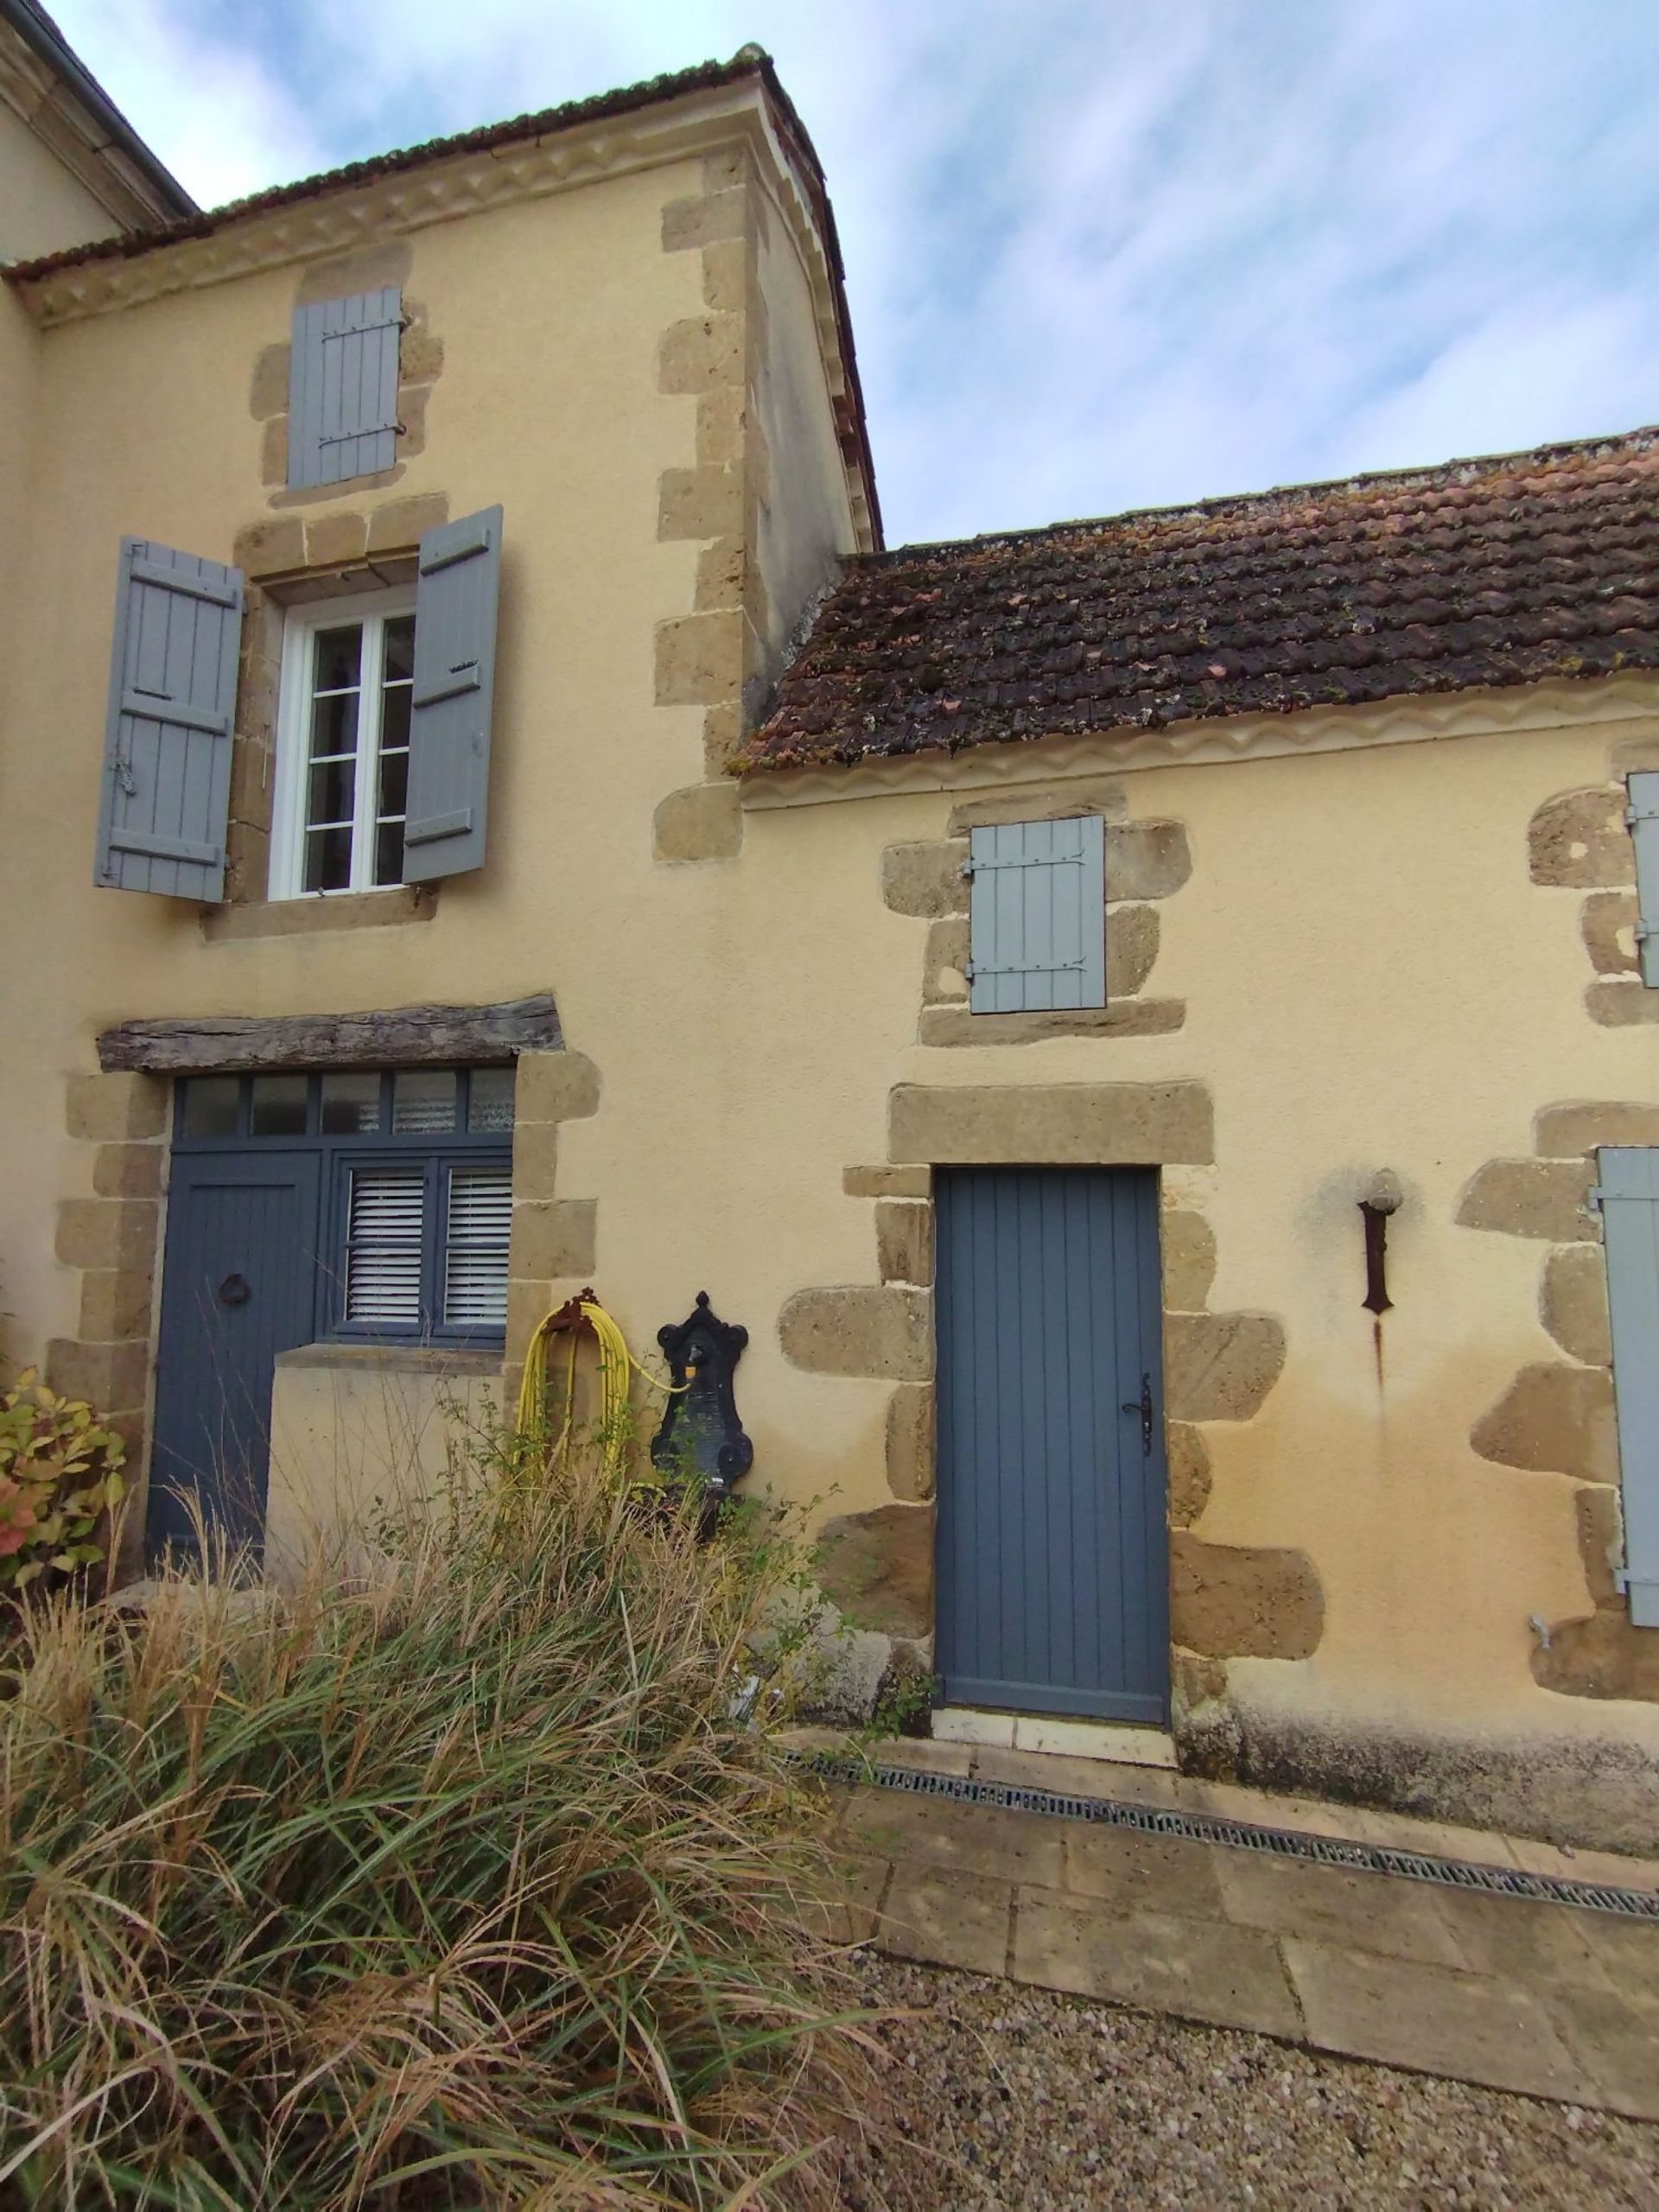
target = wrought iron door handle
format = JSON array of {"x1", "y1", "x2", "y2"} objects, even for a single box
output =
[{"x1": 1121, "y1": 1371, "x2": 1154, "y2": 1456}]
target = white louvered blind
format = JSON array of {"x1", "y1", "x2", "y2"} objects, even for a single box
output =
[
  {"x1": 346, "y1": 1166, "x2": 425, "y2": 1325},
  {"x1": 443, "y1": 1166, "x2": 511, "y2": 1330}
]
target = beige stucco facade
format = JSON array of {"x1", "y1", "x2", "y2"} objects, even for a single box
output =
[{"x1": 3, "y1": 69, "x2": 1657, "y2": 1852}]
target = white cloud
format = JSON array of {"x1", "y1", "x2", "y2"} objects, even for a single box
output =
[{"x1": 45, "y1": 0, "x2": 1659, "y2": 543}]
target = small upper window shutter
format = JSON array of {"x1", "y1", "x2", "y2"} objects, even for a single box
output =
[
  {"x1": 403, "y1": 505, "x2": 503, "y2": 884},
  {"x1": 1626, "y1": 774, "x2": 1659, "y2": 987},
  {"x1": 1600, "y1": 1147, "x2": 1659, "y2": 1627},
  {"x1": 287, "y1": 287, "x2": 403, "y2": 489},
  {"x1": 94, "y1": 538, "x2": 244, "y2": 903},
  {"x1": 967, "y1": 817, "x2": 1106, "y2": 1013}
]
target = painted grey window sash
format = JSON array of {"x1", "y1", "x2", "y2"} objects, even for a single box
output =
[
  {"x1": 402, "y1": 505, "x2": 503, "y2": 880},
  {"x1": 95, "y1": 537, "x2": 244, "y2": 903},
  {"x1": 1626, "y1": 774, "x2": 1659, "y2": 987},
  {"x1": 967, "y1": 816, "x2": 1106, "y2": 1012},
  {"x1": 287, "y1": 287, "x2": 404, "y2": 490},
  {"x1": 1597, "y1": 1147, "x2": 1659, "y2": 1626}
]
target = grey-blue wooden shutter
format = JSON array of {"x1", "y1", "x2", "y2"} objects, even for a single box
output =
[
  {"x1": 403, "y1": 505, "x2": 503, "y2": 882},
  {"x1": 1600, "y1": 1147, "x2": 1659, "y2": 1627},
  {"x1": 1626, "y1": 774, "x2": 1659, "y2": 987},
  {"x1": 94, "y1": 537, "x2": 243, "y2": 902},
  {"x1": 967, "y1": 817, "x2": 1106, "y2": 1013},
  {"x1": 287, "y1": 288, "x2": 403, "y2": 489}
]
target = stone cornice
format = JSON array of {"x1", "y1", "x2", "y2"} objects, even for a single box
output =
[
  {"x1": 737, "y1": 673, "x2": 1659, "y2": 811},
  {"x1": 14, "y1": 81, "x2": 776, "y2": 327}
]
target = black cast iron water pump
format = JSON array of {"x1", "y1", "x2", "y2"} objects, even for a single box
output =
[{"x1": 649, "y1": 1292, "x2": 753, "y2": 1536}]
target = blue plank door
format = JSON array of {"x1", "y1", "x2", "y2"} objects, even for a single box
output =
[
  {"x1": 148, "y1": 1153, "x2": 321, "y2": 1563},
  {"x1": 934, "y1": 1167, "x2": 1171, "y2": 1725}
]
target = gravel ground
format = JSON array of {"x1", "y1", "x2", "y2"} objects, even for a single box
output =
[{"x1": 835, "y1": 1954, "x2": 1659, "y2": 2211}]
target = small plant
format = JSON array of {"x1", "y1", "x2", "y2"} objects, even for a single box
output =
[{"x1": 0, "y1": 1367, "x2": 125, "y2": 1594}]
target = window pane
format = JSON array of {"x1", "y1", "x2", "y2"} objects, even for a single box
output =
[
  {"x1": 303, "y1": 824, "x2": 353, "y2": 893},
  {"x1": 308, "y1": 689, "x2": 359, "y2": 759},
  {"x1": 345, "y1": 1166, "x2": 424, "y2": 1326},
  {"x1": 378, "y1": 683, "x2": 411, "y2": 754},
  {"x1": 307, "y1": 756, "x2": 356, "y2": 827},
  {"x1": 444, "y1": 1165, "x2": 510, "y2": 1331},
  {"x1": 383, "y1": 614, "x2": 416, "y2": 683},
  {"x1": 249, "y1": 1074, "x2": 308, "y2": 1137},
  {"x1": 181, "y1": 1076, "x2": 239, "y2": 1138},
  {"x1": 374, "y1": 819, "x2": 405, "y2": 887},
  {"x1": 314, "y1": 626, "x2": 362, "y2": 693},
  {"x1": 376, "y1": 745, "x2": 408, "y2": 819},
  {"x1": 467, "y1": 1068, "x2": 516, "y2": 1132},
  {"x1": 391, "y1": 1070, "x2": 456, "y2": 1133},
  {"x1": 321, "y1": 1072, "x2": 382, "y2": 1135}
]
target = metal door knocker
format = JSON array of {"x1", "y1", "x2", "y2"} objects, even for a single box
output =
[{"x1": 218, "y1": 1273, "x2": 251, "y2": 1306}]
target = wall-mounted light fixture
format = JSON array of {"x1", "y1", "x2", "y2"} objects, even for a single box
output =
[{"x1": 1357, "y1": 1170, "x2": 1403, "y2": 1314}]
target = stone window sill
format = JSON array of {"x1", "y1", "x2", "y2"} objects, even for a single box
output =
[
  {"x1": 919, "y1": 1000, "x2": 1185, "y2": 1046},
  {"x1": 200, "y1": 886, "x2": 436, "y2": 943},
  {"x1": 275, "y1": 1342, "x2": 500, "y2": 1376}
]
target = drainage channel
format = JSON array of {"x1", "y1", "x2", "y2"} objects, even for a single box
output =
[{"x1": 811, "y1": 1756, "x2": 1659, "y2": 1923}]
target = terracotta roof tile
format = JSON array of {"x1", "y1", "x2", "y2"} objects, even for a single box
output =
[{"x1": 740, "y1": 429, "x2": 1659, "y2": 772}]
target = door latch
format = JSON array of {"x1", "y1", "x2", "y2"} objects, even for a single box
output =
[{"x1": 1121, "y1": 1370, "x2": 1154, "y2": 1457}]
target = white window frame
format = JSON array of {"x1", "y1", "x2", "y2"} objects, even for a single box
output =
[{"x1": 269, "y1": 584, "x2": 417, "y2": 900}]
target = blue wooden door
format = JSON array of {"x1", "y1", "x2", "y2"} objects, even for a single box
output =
[
  {"x1": 149, "y1": 1152, "x2": 322, "y2": 1562},
  {"x1": 935, "y1": 1167, "x2": 1170, "y2": 1724}
]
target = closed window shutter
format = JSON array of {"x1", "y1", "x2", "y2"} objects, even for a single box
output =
[
  {"x1": 443, "y1": 1165, "x2": 511, "y2": 1330},
  {"x1": 403, "y1": 506, "x2": 503, "y2": 883},
  {"x1": 94, "y1": 538, "x2": 243, "y2": 903},
  {"x1": 1600, "y1": 1147, "x2": 1659, "y2": 1626},
  {"x1": 288, "y1": 288, "x2": 403, "y2": 489},
  {"x1": 345, "y1": 1166, "x2": 425, "y2": 1327},
  {"x1": 967, "y1": 817, "x2": 1106, "y2": 1013},
  {"x1": 1627, "y1": 774, "x2": 1659, "y2": 987}
]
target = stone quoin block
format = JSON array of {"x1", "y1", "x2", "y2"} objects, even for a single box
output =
[
  {"x1": 1164, "y1": 1312, "x2": 1287, "y2": 1422},
  {"x1": 778, "y1": 1285, "x2": 932, "y2": 1380},
  {"x1": 1456, "y1": 1159, "x2": 1596, "y2": 1242},
  {"x1": 652, "y1": 783, "x2": 743, "y2": 862},
  {"x1": 815, "y1": 1501, "x2": 935, "y2": 1638},
  {"x1": 1470, "y1": 1363, "x2": 1619, "y2": 1484},
  {"x1": 1169, "y1": 1533, "x2": 1325, "y2": 1661},
  {"x1": 1527, "y1": 788, "x2": 1634, "y2": 888},
  {"x1": 1541, "y1": 1245, "x2": 1612, "y2": 1369},
  {"x1": 880, "y1": 840, "x2": 969, "y2": 918},
  {"x1": 886, "y1": 1382, "x2": 935, "y2": 1502}
]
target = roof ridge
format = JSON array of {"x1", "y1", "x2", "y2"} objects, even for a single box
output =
[
  {"x1": 3, "y1": 47, "x2": 780, "y2": 285},
  {"x1": 855, "y1": 423, "x2": 1659, "y2": 567}
]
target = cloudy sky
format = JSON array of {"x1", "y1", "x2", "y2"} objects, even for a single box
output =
[{"x1": 50, "y1": 0, "x2": 1659, "y2": 546}]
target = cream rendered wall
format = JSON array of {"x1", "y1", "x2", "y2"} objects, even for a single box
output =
[
  {"x1": 0, "y1": 99, "x2": 123, "y2": 258},
  {"x1": 0, "y1": 154, "x2": 711, "y2": 1365},
  {"x1": 6, "y1": 115, "x2": 1656, "y2": 1845}
]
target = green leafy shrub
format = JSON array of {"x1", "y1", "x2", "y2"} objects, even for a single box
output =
[
  {"x1": 0, "y1": 1438, "x2": 874, "y2": 2209},
  {"x1": 0, "y1": 1368, "x2": 125, "y2": 1594}
]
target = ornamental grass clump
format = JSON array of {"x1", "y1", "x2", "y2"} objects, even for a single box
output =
[{"x1": 0, "y1": 1445, "x2": 875, "y2": 2209}]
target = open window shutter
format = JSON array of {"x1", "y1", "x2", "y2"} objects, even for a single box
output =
[
  {"x1": 1626, "y1": 774, "x2": 1659, "y2": 987},
  {"x1": 94, "y1": 538, "x2": 243, "y2": 902},
  {"x1": 403, "y1": 505, "x2": 503, "y2": 883},
  {"x1": 288, "y1": 287, "x2": 403, "y2": 489},
  {"x1": 967, "y1": 817, "x2": 1106, "y2": 1013},
  {"x1": 1599, "y1": 1147, "x2": 1659, "y2": 1627}
]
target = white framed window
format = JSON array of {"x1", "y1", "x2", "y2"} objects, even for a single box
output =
[{"x1": 269, "y1": 587, "x2": 417, "y2": 899}]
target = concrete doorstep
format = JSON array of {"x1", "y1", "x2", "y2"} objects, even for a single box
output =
[{"x1": 820, "y1": 1775, "x2": 1659, "y2": 2123}]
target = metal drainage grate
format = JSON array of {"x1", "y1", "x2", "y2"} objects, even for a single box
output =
[{"x1": 810, "y1": 1756, "x2": 1659, "y2": 1923}]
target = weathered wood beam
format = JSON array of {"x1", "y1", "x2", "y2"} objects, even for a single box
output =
[{"x1": 98, "y1": 993, "x2": 562, "y2": 1074}]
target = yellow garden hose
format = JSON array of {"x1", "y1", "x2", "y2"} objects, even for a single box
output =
[{"x1": 515, "y1": 1295, "x2": 683, "y2": 1467}]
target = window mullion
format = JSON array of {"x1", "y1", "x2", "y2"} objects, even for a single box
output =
[
  {"x1": 423, "y1": 1156, "x2": 445, "y2": 1337},
  {"x1": 350, "y1": 613, "x2": 386, "y2": 893}
]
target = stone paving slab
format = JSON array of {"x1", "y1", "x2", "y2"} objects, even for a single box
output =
[
  {"x1": 827, "y1": 1771, "x2": 1659, "y2": 2119},
  {"x1": 1282, "y1": 1940, "x2": 1598, "y2": 2106},
  {"x1": 1012, "y1": 1885, "x2": 1303, "y2": 2040}
]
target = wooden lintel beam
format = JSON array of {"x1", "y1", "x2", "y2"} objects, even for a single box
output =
[{"x1": 97, "y1": 993, "x2": 562, "y2": 1074}]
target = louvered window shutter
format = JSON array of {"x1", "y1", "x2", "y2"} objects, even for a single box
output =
[
  {"x1": 403, "y1": 506, "x2": 503, "y2": 883},
  {"x1": 967, "y1": 817, "x2": 1106, "y2": 1013},
  {"x1": 94, "y1": 538, "x2": 243, "y2": 902},
  {"x1": 1600, "y1": 1148, "x2": 1659, "y2": 1626},
  {"x1": 443, "y1": 1165, "x2": 512, "y2": 1330},
  {"x1": 1626, "y1": 774, "x2": 1659, "y2": 987},
  {"x1": 288, "y1": 288, "x2": 404, "y2": 489},
  {"x1": 344, "y1": 1166, "x2": 425, "y2": 1327}
]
